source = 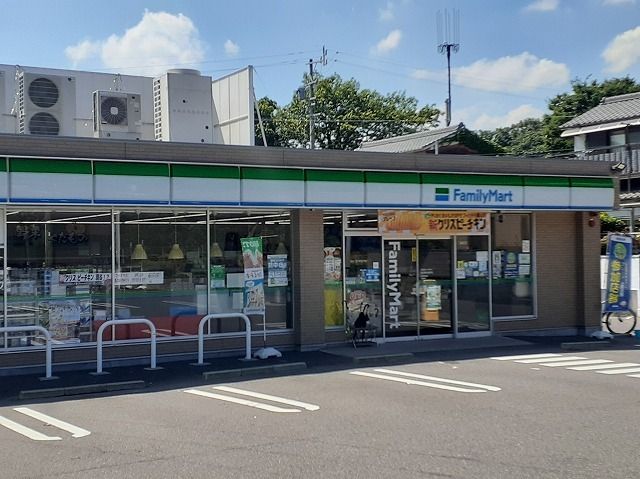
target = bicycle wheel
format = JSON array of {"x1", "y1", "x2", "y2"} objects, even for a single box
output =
[{"x1": 605, "y1": 311, "x2": 637, "y2": 335}]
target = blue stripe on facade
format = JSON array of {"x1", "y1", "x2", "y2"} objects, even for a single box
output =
[
  {"x1": 170, "y1": 200, "x2": 241, "y2": 206},
  {"x1": 241, "y1": 201, "x2": 305, "y2": 207},
  {"x1": 10, "y1": 198, "x2": 92, "y2": 204},
  {"x1": 365, "y1": 203, "x2": 422, "y2": 208},
  {"x1": 94, "y1": 199, "x2": 170, "y2": 205},
  {"x1": 304, "y1": 202, "x2": 364, "y2": 207}
]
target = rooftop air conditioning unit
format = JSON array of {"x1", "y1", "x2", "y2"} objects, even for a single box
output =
[
  {"x1": 93, "y1": 91, "x2": 142, "y2": 140},
  {"x1": 17, "y1": 72, "x2": 76, "y2": 136}
]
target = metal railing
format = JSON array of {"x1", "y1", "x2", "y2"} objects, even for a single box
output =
[
  {"x1": 196, "y1": 313, "x2": 252, "y2": 365},
  {"x1": 95, "y1": 319, "x2": 158, "y2": 374},
  {"x1": 0, "y1": 326, "x2": 54, "y2": 379}
]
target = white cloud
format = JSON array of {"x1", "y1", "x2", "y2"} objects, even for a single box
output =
[
  {"x1": 410, "y1": 69, "x2": 443, "y2": 81},
  {"x1": 224, "y1": 39, "x2": 240, "y2": 57},
  {"x1": 602, "y1": 26, "x2": 640, "y2": 72},
  {"x1": 64, "y1": 10, "x2": 206, "y2": 76},
  {"x1": 65, "y1": 40, "x2": 101, "y2": 68},
  {"x1": 379, "y1": 2, "x2": 394, "y2": 21},
  {"x1": 453, "y1": 52, "x2": 569, "y2": 93},
  {"x1": 524, "y1": 0, "x2": 559, "y2": 12},
  {"x1": 371, "y1": 29, "x2": 402, "y2": 55},
  {"x1": 459, "y1": 105, "x2": 545, "y2": 130},
  {"x1": 602, "y1": 0, "x2": 636, "y2": 5}
]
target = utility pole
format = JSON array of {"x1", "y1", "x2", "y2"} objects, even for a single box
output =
[
  {"x1": 303, "y1": 47, "x2": 327, "y2": 149},
  {"x1": 437, "y1": 9, "x2": 460, "y2": 127}
]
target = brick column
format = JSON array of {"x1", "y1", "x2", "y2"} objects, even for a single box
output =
[
  {"x1": 291, "y1": 210, "x2": 326, "y2": 350},
  {"x1": 575, "y1": 212, "x2": 602, "y2": 334}
]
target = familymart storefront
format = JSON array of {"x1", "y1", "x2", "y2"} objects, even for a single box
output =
[
  {"x1": 323, "y1": 173, "x2": 614, "y2": 341},
  {"x1": 0, "y1": 135, "x2": 616, "y2": 371}
]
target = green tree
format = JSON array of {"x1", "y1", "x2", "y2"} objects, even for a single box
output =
[
  {"x1": 271, "y1": 74, "x2": 440, "y2": 150},
  {"x1": 478, "y1": 118, "x2": 544, "y2": 155},
  {"x1": 254, "y1": 97, "x2": 286, "y2": 147},
  {"x1": 542, "y1": 76, "x2": 640, "y2": 153},
  {"x1": 475, "y1": 76, "x2": 640, "y2": 155}
]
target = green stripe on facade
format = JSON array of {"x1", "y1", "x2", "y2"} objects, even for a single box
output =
[
  {"x1": 241, "y1": 167, "x2": 304, "y2": 181},
  {"x1": 94, "y1": 161, "x2": 169, "y2": 177},
  {"x1": 305, "y1": 169, "x2": 364, "y2": 182},
  {"x1": 524, "y1": 176, "x2": 570, "y2": 187},
  {"x1": 0, "y1": 158, "x2": 7, "y2": 172},
  {"x1": 366, "y1": 172, "x2": 420, "y2": 184},
  {"x1": 421, "y1": 173, "x2": 522, "y2": 186},
  {"x1": 10, "y1": 158, "x2": 91, "y2": 174},
  {"x1": 171, "y1": 164, "x2": 240, "y2": 179},
  {"x1": 570, "y1": 177, "x2": 614, "y2": 188}
]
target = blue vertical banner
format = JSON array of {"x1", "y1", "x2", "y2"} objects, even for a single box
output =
[{"x1": 604, "y1": 234, "x2": 632, "y2": 313}]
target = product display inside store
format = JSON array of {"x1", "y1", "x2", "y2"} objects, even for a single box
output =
[{"x1": 1, "y1": 209, "x2": 293, "y2": 348}]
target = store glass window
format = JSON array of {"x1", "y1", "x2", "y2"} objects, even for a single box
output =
[
  {"x1": 491, "y1": 213, "x2": 534, "y2": 317},
  {"x1": 323, "y1": 212, "x2": 343, "y2": 327},
  {"x1": 6, "y1": 210, "x2": 113, "y2": 347},
  {"x1": 346, "y1": 212, "x2": 378, "y2": 230},
  {"x1": 114, "y1": 210, "x2": 207, "y2": 340},
  {"x1": 209, "y1": 210, "x2": 292, "y2": 334}
]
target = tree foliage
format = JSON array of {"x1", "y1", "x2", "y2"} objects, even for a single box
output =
[
  {"x1": 255, "y1": 74, "x2": 440, "y2": 150},
  {"x1": 478, "y1": 118, "x2": 544, "y2": 155},
  {"x1": 478, "y1": 76, "x2": 640, "y2": 155},
  {"x1": 542, "y1": 77, "x2": 640, "y2": 153}
]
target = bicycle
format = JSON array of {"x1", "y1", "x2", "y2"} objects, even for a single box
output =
[{"x1": 602, "y1": 304, "x2": 637, "y2": 335}]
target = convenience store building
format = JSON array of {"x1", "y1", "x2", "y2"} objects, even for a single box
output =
[{"x1": 0, "y1": 134, "x2": 615, "y2": 372}]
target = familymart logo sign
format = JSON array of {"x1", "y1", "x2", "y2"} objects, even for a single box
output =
[{"x1": 435, "y1": 187, "x2": 514, "y2": 205}]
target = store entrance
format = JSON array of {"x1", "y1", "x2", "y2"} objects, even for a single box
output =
[{"x1": 383, "y1": 238, "x2": 453, "y2": 338}]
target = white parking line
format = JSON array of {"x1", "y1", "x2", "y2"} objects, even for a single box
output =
[
  {"x1": 492, "y1": 353, "x2": 562, "y2": 361},
  {"x1": 540, "y1": 359, "x2": 613, "y2": 368},
  {"x1": 567, "y1": 362, "x2": 640, "y2": 371},
  {"x1": 0, "y1": 416, "x2": 61, "y2": 441},
  {"x1": 14, "y1": 408, "x2": 91, "y2": 438},
  {"x1": 596, "y1": 367, "x2": 640, "y2": 375},
  {"x1": 375, "y1": 369, "x2": 501, "y2": 392},
  {"x1": 350, "y1": 371, "x2": 487, "y2": 393},
  {"x1": 183, "y1": 389, "x2": 301, "y2": 413},
  {"x1": 213, "y1": 386, "x2": 320, "y2": 411},
  {"x1": 515, "y1": 356, "x2": 586, "y2": 364}
]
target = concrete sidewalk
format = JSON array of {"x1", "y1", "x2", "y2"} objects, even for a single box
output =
[{"x1": 2, "y1": 334, "x2": 627, "y2": 404}]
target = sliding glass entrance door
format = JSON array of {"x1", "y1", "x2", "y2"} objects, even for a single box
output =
[
  {"x1": 383, "y1": 239, "x2": 418, "y2": 337},
  {"x1": 417, "y1": 238, "x2": 453, "y2": 336}
]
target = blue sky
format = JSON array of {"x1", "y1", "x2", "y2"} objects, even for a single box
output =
[{"x1": 1, "y1": 0, "x2": 639, "y2": 130}]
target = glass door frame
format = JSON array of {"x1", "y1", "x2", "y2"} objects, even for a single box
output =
[{"x1": 343, "y1": 230, "x2": 493, "y2": 341}]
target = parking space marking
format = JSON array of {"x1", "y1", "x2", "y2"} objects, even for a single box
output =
[
  {"x1": 375, "y1": 369, "x2": 501, "y2": 392},
  {"x1": 515, "y1": 356, "x2": 586, "y2": 364},
  {"x1": 540, "y1": 359, "x2": 613, "y2": 367},
  {"x1": 492, "y1": 353, "x2": 561, "y2": 361},
  {"x1": 350, "y1": 370, "x2": 495, "y2": 393},
  {"x1": 596, "y1": 367, "x2": 640, "y2": 375},
  {"x1": 567, "y1": 362, "x2": 639, "y2": 371},
  {"x1": 0, "y1": 416, "x2": 62, "y2": 441},
  {"x1": 213, "y1": 386, "x2": 320, "y2": 411},
  {"x1": 14, "y1": 408, "x2": 91, "y2": 438}
]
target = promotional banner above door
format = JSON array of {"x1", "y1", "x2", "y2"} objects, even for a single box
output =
[{"x1": 378, "y1": 210, "x2": 490, "y2": 235}]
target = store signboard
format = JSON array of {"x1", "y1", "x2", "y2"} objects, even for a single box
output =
[
  {"x1": 241, "y1": 237, "x2": 265, "y2": 314},
  {"x1": 604, "y1": 235, "x2": 632, "y2": 313},
  {"x1": 379, "y1": 210, "x2": 490, "y2": 235},
  {"x1": 59, "y1": 271, "x2": 164, "y2": 285}
]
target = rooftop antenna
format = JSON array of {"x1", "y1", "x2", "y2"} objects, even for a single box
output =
[{"x1": 437, "y1": 9, "x2": 460, "y2": 126}]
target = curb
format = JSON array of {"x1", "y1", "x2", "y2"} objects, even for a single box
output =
[
  {"x1": 202, "y1": 362, "x2": 307, "y2": 381},
  {"x1": 353, "y1": 353, "x2": 414, "y2": 365},
  {"x1": 560, "y1": 341, "x2": 612, "y2": 351},
  {"x1": 19, "y1": 380, "x2": 146, "y2": 400}
]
